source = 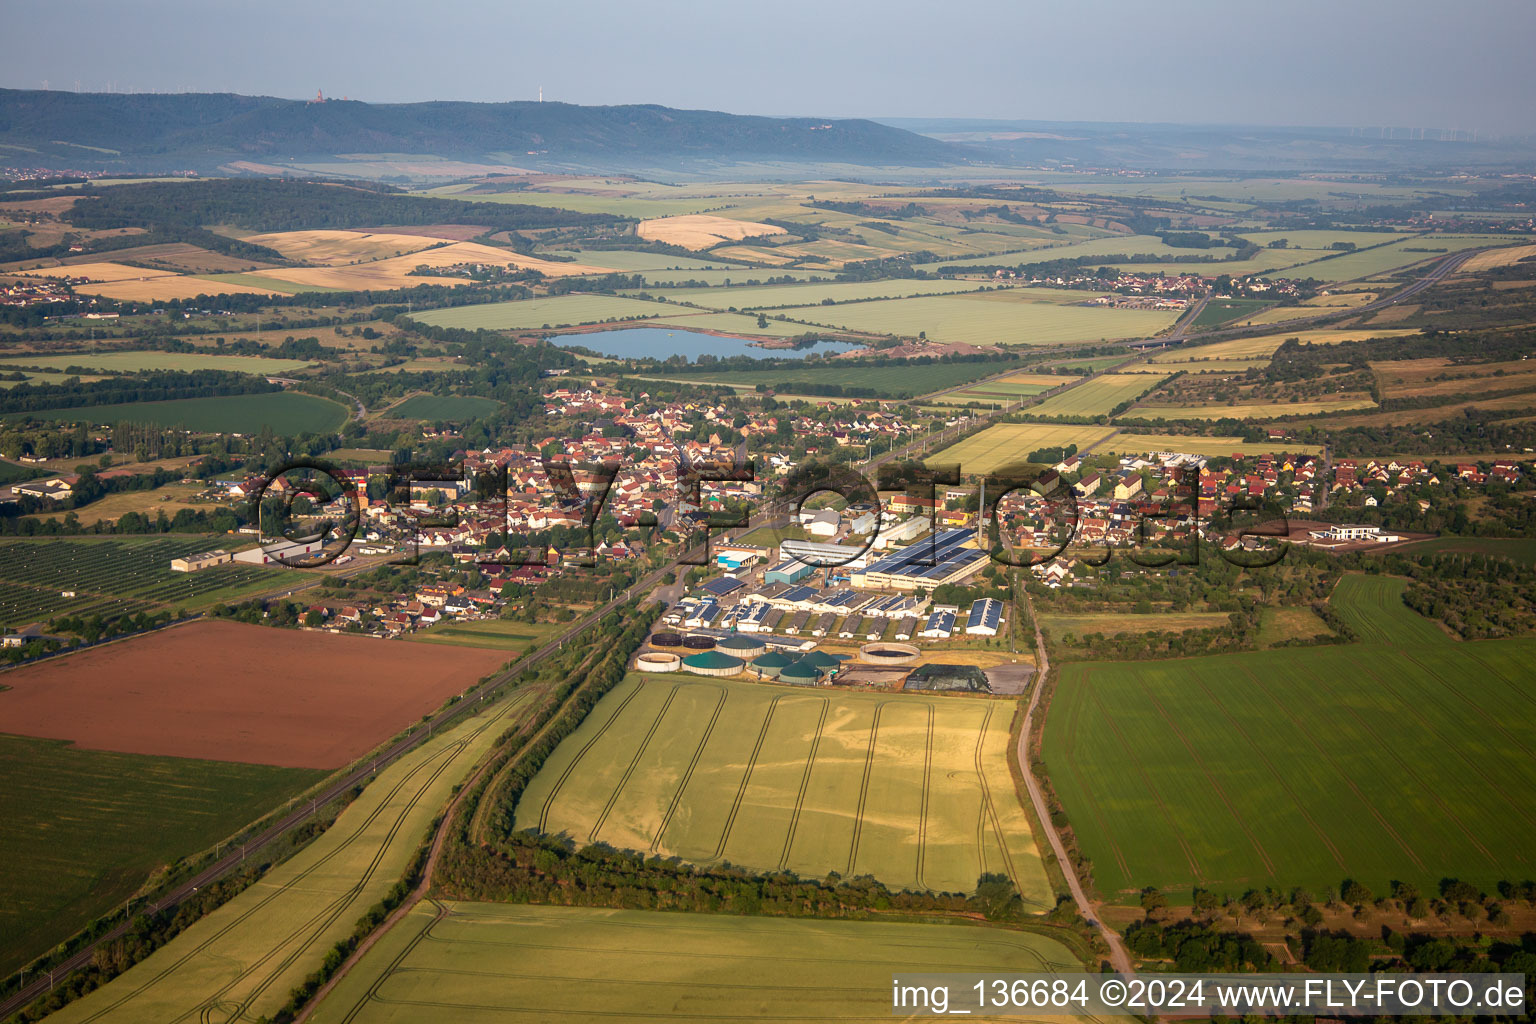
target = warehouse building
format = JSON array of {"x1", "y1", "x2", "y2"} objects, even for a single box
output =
[
  {"x1": 170, "y1": 549, "x2": 232, "y2": 572},
  {"x1": 965, "y1": 598, "x2": 1004, "y2": 636},
  {"x1": 851, "y1": 529, "x2": 987, "y2": 591}
]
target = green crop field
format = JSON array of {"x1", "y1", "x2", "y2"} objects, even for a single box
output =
[
  {"x1": 386, "y1": 394, "x2": 501, "y2": 421},
  {"x1": 777, "y1": 291, "x2": 1181, "y2": 347},
  {"x1": 628, "y1": 277, "x2": 988, "y2": 310},
  {"x1": 0, "y1": 735, "x2": 321, "y2": 977},
  {"x1": 1044, "y1": 575, "x2": 1536, "y2": 903},
  {"x1": 403, "y1": 619, "x2": 558, "y2": 652},
  {"x1": 636, "y1": 358, "x2": 1026, "y2": 398},
  {"x1": 0, "y1": 352, "x2": 315, "y2": 374},
  {"x1": 0, "y1": 538, "x2": 280, "y2": 626},
  {"x1": 516, "y1": 673, "x2": 1050, "y2": 903},
  {"x1": 4, "y1": 391, "x2": 349, "y2": 433},
  {"x1": 1386, "y1": 536, "x2": 1536, "y2": 566},
  {"x1": 1026, "y1": 373, "x2": 1168, "y2": 418},
  {"x1": 408, "y1": 294, "x2": 667, "y2": 331},
  {"x1": 1188, "y1": 298, "x2": 1273, "y2": 329},
  {"x1": 309, "y1": 902, "x2": 1088, "y2": 1024},
  {"x1": 43, "y1": 683, "x2": 548, "y2": 1024}
]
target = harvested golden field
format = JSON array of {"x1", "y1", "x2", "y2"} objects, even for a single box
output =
[
  {"x1": 637, "y1": 214, "x2": 786, "y2": 250},
  {"x1": 71, "y1": 275, "x2": 282, "y2": 301},
  {"x1": 400, "y1": 241, "x2": 611, "y2": 276},
  {"x1": 1304, "y1": 290, "x2": 1379, "y2": 307},
  {"x1": 1459, "y1": 244, "x2": 1536, "y2": 273},
  {"x1": 14, "y1": 261, "x2": 177, "y2": 283},
  {"x1": 258, "y1": 241, "x2": 608, "y2": 290},
  {"x1": 1133, "y1": 396, "x2": 1376, "y2": 420},
  {"x1": 1151, "y1": 328, "x2": 1416, "y2": 364},
  {"x1": 1375, "y1": 358, "x2": 1536, "y2": 400},
  {"x1": 240, "y1": 229, "x2": 448, "y2": 265}
]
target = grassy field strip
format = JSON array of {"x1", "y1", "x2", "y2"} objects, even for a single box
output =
[
  {"x1": 1, "y1": 392, "x2": 350, "y2": 433},
  {"x1": 0, "y1": 352, "x2": 316, "y2": 374},
  {"x1": 308, "y1": 902, "x2": 1091, "y2": 1024},
  {"x1": 517, "y1": 674, "x2": 1050, "y2": 903},
  {"x1": 926, "y1": 423, "x2": 1120, "y2": 475},
  {"x1": 1027, "y1": 373, "x2": 1167, "y2": 418},
  {"x1": 1044, "y1": 576, "x2": 1536, "y2": 901},
  {"x1": 1130, "y1": 397, "x2": 1376, "y2": 421},
  {"x1": 45, "y1": 685, "x2": 546, "y2": 1024},
  {"x1": 774, "y1": 292, "x2": 1180, "y2": 347}
]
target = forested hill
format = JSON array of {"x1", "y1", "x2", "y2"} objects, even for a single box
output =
[{"x1": 0, "y1": 90, "x2": 968, "y2": 172}]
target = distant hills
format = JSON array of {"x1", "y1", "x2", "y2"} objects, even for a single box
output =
[
  {"x1": 0, "y1": 90, "x2": 967, "y2": 175},
  {"x1": 881, "y1": 117, "x2": 1536, "y2": 171}
]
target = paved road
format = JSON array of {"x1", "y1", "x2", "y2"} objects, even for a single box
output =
[{"x1": 1017, "y1": 587, "x2": 1135, "y2": 975}]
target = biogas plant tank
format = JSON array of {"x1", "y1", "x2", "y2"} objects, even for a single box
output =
[
  {"x1": 682, "y1": 634, "x2": 716, "y2": 650},
  {"x1": 858, "y1": 642, "x2": 920, "y2": 666},
  {"x1": 650, "y1": 632, "x2": 683, "y2": 647},
  {"x1": 635, "y1": 651, "x2": 681, "y2": 673}
]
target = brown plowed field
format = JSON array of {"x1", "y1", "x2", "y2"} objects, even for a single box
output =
[{"x1": 0, "y1": 620, "x2": 507, "y2": 769}]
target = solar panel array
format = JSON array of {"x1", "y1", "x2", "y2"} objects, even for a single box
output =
[
  {"x1": 966, "y1": 598, "x2": 1003, "y2": 632},
  {"x1": 858, "y1": 528, "x2": 986, "y2": 586}
]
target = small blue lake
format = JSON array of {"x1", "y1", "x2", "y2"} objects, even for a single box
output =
[{"x1": 546, "y1": 327, "x2": 857, "y2": 362}]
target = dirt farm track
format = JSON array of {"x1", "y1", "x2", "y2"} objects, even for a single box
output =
[{"x1": 0, "y1": 621, "x2": 508, "y2": 768}]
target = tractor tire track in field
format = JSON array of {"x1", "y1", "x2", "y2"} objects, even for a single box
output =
[
  {"x1": 778, "y1": 698, "x2": 830, "y2": 870},
  {"x1": 972, "y1": 704, "x2": 1024, "y2": 896},
  {"x1": 1239, "y1": 664, "x2": 1427, "y2": 872},
  {"x1": 1189, "y1": 673, "x2": 1346, "y2": 871},
  {"x1": 82, "y1": 752, "x2": 451, "y2": 1024},
  {"x1": 191, "y1": 713, "x2": 515, "y2": 1023},
  {"x1": 1085, "y1": 686, "x2": 1203, "y2": 881},
  {"x1": 1133, "y1": 678, "x2": 1277, "y2": 879},
  {"x1": 1309, "y1": 660, "x2": 1497, "y2": 866},
  {"x1": 844, "y1": 701, "x2": 889, "y2": 877},
  {"x1": 915, "y1": 704, "x2": 934, "y2": 891},
  {"x1": 652, "y1": 684, "x2": 729, "y2": 852},
  {"x1": 536, "y1": 678, "x2": 648, "y2": 833},
  {"x1": 712, "y1": 695, "x2": 785, "y2": 861},
  {"x1": 588, "y1": 684, "x2": 680, "y2": 844},
  {"x1": 332, "y1": 900, "x2": 442, "y2": 1024},
  {"x1": 972, "y1": 704, "x2": 994, "y2": 881},
  {"x1": 70, "y1": 693, "x2": 522, "y2": 1024}
]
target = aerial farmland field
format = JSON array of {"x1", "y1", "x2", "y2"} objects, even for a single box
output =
[
  {"x1": 927, "y1": 422, "x2": 1119, "y2": 475},
  {"x1": 308, "y1": 902, "x2": 1089, "y2": 1024},
  {"x1": 516, "y1": 673, "x2": 1051, "y2": 903},
  {"x1": 386, "y1": 394, "x2": 502, "y2": 420},
  {"x1": 637, "y1": 358, "x2": 1028, "y2": 398},
  {"x1": 777, "y1": 290, "x2": 1180, "y2": 346},
  {"x1": 1044, "y1": 576, "x2": 1536, "y2": 902},
  {"x1": 0, "y1": 618, "x2": 509, "y2": 768},
  {"x1": 2, "y1": 391, "x2": 350, "y2": 433},
  {"x1": 408, "y1": 294, "x2": 667, "y2": 330},
  {"x1": 1129, "y1": 397, "x2": 1376, "y2": 421},
  {"x1": 0, "y1": 351, "x2": 316, "y2": 374},
  {"x1": 1149, "y1": 328, "x2": 1417, "y2": 364},
  {"x1": 1026, "y1": 372, "x2": 1168, "y2": 418},
  {"x1": 41, "y1": 684, "x2": 549, "y2": 1024},
  {"x1": 0, "y1": 735, "x2": 322, "y2": 977}
]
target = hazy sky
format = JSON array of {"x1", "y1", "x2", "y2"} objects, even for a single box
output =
[{"x1": 7, "y1": 0, "x2": 1535, "y2": 133}]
